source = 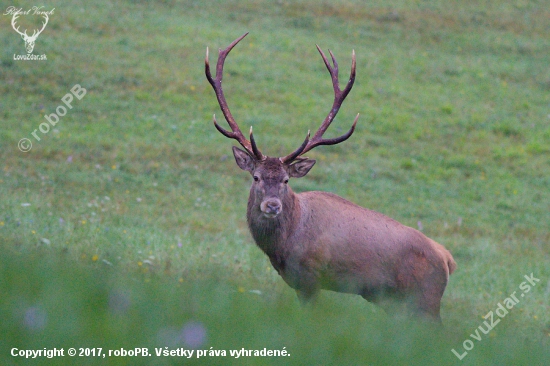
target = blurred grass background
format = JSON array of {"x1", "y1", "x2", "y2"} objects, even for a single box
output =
[{"x1": 1, "y1": 0, "x2": 549, "y2": 364}]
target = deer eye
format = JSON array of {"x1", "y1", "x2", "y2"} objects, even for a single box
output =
[
  {"x1": 284, "y1": 178, "x2": 289, "y2": 184},
  {"x1": 253, "y1": 175, "x2": 260, "y2": 182}
]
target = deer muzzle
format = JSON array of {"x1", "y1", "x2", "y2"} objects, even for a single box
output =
[{"x1": 260, "y1": 198, "x2": 282, "y2": 218}]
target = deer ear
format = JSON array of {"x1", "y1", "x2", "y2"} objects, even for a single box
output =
[
  {"x1": 287, "y1": 159, "x2": 316, "y2": 178},
  {"x1": 232, "y1": 146, "x2": 256, "y2": 172}
]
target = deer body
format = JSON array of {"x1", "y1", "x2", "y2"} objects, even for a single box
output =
[
  {"x1": 206, "y1": 33, "x2": 456, "y2": 322},
  {"x1": 240, "y1": 156, "x2": 455, "y2": 321},
  {"x1": 248, "y1": 189, "x2": 447, "y2": 297}
]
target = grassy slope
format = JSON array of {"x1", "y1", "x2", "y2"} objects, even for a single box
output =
[{"x1": 1, "y1": 0, "x2": 549, "y2": 364}]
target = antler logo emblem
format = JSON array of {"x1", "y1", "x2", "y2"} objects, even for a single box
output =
[
  {"x1": 4, "y1": 6, "x2": 54, "y2": 57},
  {"x1": 11, "y1": 12, "x2": 49, "y2": 54}
]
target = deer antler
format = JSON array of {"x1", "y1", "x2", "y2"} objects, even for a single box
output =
[
  {"x1": 280, "y1": 47, "x2": 359, "y2": 164},
  {"x1": 205, "y1": 32, "x2": 265, "y2": 161},
  {"x1": 11, "y1": 14, "x2": 27, "y2": 37},
  {"x1": 11, "y1": 13, "x2": 48, "y2": 39},
  {"x1": 32, "y1": 14, "x2": 49, "y2": 39}
]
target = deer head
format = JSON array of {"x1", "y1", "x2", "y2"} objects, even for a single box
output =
[
  {"x1": 205, "y1": 33, "x2": 359, "y2": 219},
  {"x1": 11, "y1": 13, "x2": 49, "y2": 54}
]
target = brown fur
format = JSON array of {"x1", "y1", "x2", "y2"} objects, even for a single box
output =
[{"x1": 236, "y1": 154, "x2": 456, "y2": 323}]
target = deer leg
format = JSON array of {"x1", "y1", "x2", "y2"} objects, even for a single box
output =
[
  {"x1": 413, "y1": 291, "x2": 444, "y2": 324},
  {"x1": 295, "y1": 289, "x2": 318, "y2": 306},
  {"x1": 411, "y1": 267, "x2": 447, "y2": 324}
]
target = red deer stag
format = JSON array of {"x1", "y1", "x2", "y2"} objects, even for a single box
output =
[{"x1": 205, "y1": 33, "x2": 456, "y2": 323}]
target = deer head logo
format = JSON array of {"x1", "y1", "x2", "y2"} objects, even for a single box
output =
[{"x1": 11, "y1": 13, "x2": 48, "y2": 54}]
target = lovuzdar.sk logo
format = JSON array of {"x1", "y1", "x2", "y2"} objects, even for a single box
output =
[{"x1": 4, "y1": 6, "x2": 55, "y2": 61}]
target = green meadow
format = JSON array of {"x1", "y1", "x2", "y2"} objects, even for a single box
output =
[{"x1": 1, "y1": 0, "x2": 549, "y2": 364}]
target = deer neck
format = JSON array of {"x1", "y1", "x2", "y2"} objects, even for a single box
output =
[{"x1": 246, "y1": 187, "x2": 299, "y2": 258}]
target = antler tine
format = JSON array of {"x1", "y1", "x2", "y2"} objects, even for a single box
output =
[
  {"x1": 37, "y1": 14, "x2": 49, "y2": 35},
  {"x1": 280, "y1": 48, "x2": 358, "y2": 164},
  {"x1": 206, "y1": 32, "x2": 265, "y2": 160},
  {"x1": 249, "y1": 126, "x2": 264, "y2": 160},
  {"x1": 11, "y1": 14, "x2": 26, "y2": 36}
]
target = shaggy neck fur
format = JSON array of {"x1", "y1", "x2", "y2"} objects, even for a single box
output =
[{"x1": 247, "y1": 185, "x2": 300, "y2": 268}]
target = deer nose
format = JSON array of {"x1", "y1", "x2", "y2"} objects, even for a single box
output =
[{"x1": 261, "y1": 199, "x2": 282, "y2": 216}]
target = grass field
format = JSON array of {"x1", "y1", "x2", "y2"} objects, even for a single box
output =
[{"x1": 1, "y1": 0, "x2": 549, "y2": 364}]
